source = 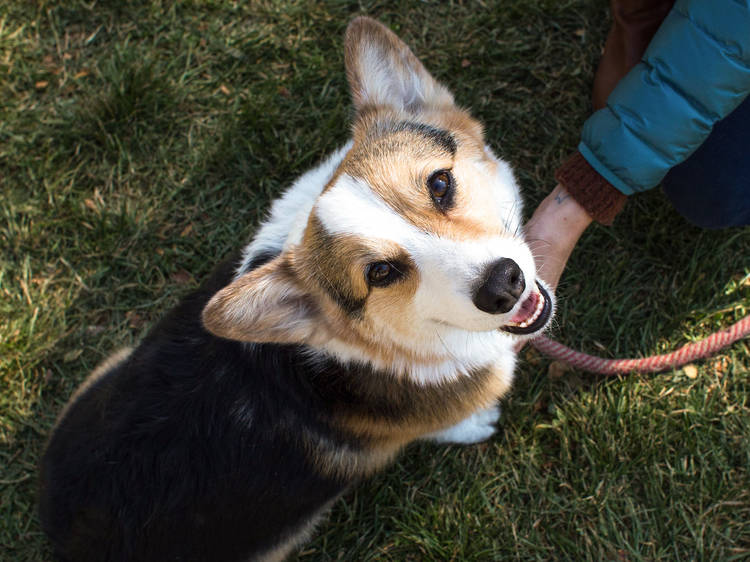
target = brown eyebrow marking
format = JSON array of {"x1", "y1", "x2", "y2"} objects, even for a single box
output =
[
  {"x1": 299, "y1": 214, "x2": 418, "y2": 319},
  {"x1": 389, "y1": 121, "x2": 457, "y2": 155},
  {"x1": 303, "y1": 216, "x2": 369, "y2": 317}
]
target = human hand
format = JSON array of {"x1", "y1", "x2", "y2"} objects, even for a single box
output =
[
  {"x1": 513, "y1": 185, "x2": 591, "y2": 352},
  {"x1": 524, "y1": 184, "x2": 592, "y2": 291}
]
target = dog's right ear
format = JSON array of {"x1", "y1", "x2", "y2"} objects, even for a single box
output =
[
  {"x1": 344, "y1": 16, "x2": 454, "y2": 113},
  {"x1": 202, "y1": 254, "x2": 328, "y2": 345}
]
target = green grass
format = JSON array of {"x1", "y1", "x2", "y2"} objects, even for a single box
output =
[{"x1": 2, "y1": 0, "x2": 748, "y2": 559}]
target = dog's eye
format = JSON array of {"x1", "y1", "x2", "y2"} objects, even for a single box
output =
[
  {"x1": 427, "y1": 170, "x2": 454, "y2": 209},
  {"x1": 428, "y1": 171, "x2": 450, "y2": 197},
  {"x1": 366, "y1": 262, "x2": 401, "y2": 287}
]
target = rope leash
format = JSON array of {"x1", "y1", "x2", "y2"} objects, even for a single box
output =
[{"x1": 531, "y1": 314, "x2": 750, "y2": 375}]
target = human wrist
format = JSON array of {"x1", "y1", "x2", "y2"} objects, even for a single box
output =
[
  {"x1": 557, "y1": 185, "x2": 591, "y2": 241},
  {"x1": 524, "y1": 184, "x2": 592, "y2": 290},
  {"x1": 532, "y1": 184, "x2": 592, "y2": 245},
  {"x1": 555, "y1": 152, "x2": 627, "y2": 225}
]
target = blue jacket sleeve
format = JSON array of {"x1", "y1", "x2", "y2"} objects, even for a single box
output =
[{"x1": 579, "y1": 0, "x2": 750, "y2": 196}]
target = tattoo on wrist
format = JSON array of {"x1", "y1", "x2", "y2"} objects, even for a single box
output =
[{"x1": 555, "y1": 192, "x2": 570, "y2": 205}]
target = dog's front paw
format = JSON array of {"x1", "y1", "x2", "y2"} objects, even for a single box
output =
[{"x1": 424, "y1": 404, "x2": 501, "y2": 445}]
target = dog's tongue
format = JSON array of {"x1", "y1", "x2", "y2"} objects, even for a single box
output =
[{"x1": 511, "y1": 291, "x2": 539, "y2": 323}]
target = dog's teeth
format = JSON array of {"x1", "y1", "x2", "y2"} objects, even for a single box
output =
[
  {"x1": 525, "y1": 292, "x2": 545, "y2": 325},
  {"x1": 507, "y1": 291, "x2": 546, "y2": 332},
  {"x1": 530, "y1": 296, "x2": 543, "y2": 322}
]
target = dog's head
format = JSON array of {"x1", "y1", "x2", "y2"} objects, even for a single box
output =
[{"x1": 203, "y1": 17, "x2": 553, "y2": 378}]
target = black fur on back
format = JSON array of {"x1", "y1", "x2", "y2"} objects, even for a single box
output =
[{"x1": 38, "y1": 256, "x2": 362, "y2": 562}]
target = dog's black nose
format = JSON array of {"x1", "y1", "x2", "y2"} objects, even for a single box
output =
[{"x1": 473, "y1": 258, "x2": 525, "y2": 314}]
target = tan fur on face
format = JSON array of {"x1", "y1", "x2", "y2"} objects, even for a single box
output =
[
  {"x1": 337, "y1": 108, "x2": 510, "y2": 243},
  {"x1": 202, "y1": 215, "x2": 437, "y2": 367},
  {"x1": 292, "y1": 216, "x2": 436, "y2": 366},
  {"x1": 296, "y1": 215, "x2": 418, "y2": 309},
  {"x1": 341, "y1": 17, "x2": 508, "y2": 243},
  {"x1": 202, "y1": 236, "x2": 448, "y2": 370},
  {"x1": 296, "y1": 215, "x2": 375, "y2": 314}
]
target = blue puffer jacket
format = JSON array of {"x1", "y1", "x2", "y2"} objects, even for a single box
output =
[{"x1": 580, "y1": 0, "x2": 750, "y2": 196}]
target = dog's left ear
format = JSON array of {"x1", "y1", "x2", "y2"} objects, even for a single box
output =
[
  {"x1": 344, "y1": 16, "x2": 454, "y2": 113},
  {"x1": 202, "y1": 254, "x2": 328, "y2": 345}
]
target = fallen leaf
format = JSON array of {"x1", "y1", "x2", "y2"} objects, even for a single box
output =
[
  {"x1": 461, "y1": 58, "x2": 471, "y2": 68},
  {"x1": 171, "y1": 269, "x2": 193, "y2": 285},
  {"x1": 74, "y1": 70, "x2": 90, "y2": 79},
  {"x1": 565, "y1": 373, "x2": 585, "y2": 391},
  {"x1": 548, "y1": 360, "x2": 570, "y2": 379},
  {"x1": 35, "y1": 80, "x2": 49, "y2": 89},
  {"x1": 683, "y1": 364, "x2": 698, "y2": 379},
  {"x1": 180, "y1": 223, "x2": 194, "y2": 237},
  {"x1": 86, "y1": 325, "x2": 106, "y2": 336},
  {"x1": 126, "y1": 311, "x2": 146, "y2": 329},
  {"x1": 219, "y1": 84, "x2": 230, "y2": 95},
  {"x1": 524, "y1": 347, "x2": 541, "y2": 366},
  {"x1": 63, "y1": 349, "x2": 83, "y2": 363},
  {"x1": 574, "y1": 28, "x2": 586, "y2": 38},
  {"x1": 533, "y1": 398, "x2": 548, "y2": 413},
  {"x1": 278, "y1": 86, "x2": 291, "y2": 98}
]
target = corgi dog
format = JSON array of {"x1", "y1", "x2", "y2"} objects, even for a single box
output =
[{"x1": 39, "y1": 17, "x2": 554, "y2": 562}]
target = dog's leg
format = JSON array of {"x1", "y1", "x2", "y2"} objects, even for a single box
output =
[{"x1": 423, "y1": 404, "x2": 501, "y2": 445}]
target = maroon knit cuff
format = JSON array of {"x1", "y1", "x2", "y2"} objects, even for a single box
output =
[{"x1": 554, "y1": 151, "x2": 627, "y2": 226}]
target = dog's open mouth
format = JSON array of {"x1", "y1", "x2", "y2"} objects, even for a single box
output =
[{"x1": 501, "y1": 282, "x2": 552, "y2": 335}]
